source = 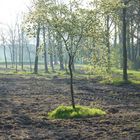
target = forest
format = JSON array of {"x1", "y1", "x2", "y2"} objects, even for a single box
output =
[{"x1": 0, "y1": 0, "x2": 140, "y2": 139}]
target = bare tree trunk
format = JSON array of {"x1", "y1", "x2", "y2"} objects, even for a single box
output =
[
  {"x1": 3, "y1": 45, "x2": 7, "y2": 69},
  {"x1": 18, "y1": 34, "x2": 21, "y2": 66},
  {"x1": 59, "y1": 53, "x2": 64, "y2": 70},
  {"x1": 58, "y1": 39, "x2": 64, "y2": 70},
  {"x1": 12, "y1": 41, "x2": 15, "y2": 68},
  {"x1": 119, "y1": 28, "x2": 123, "y2": 68},
  {"x1": 15, "y1": 45, "x2": 18, "y2": 72},
  {"x1": 122, "y1": 2, "x2": 128, "y2": 81},
  {"x1": 131, "y1": 19, "x2": 135, "y2": 62},
  {"x1": 43, "y1": 25, "x2": 49, "y2": 73},
  {"x1": 68, "y1": 55, "x2": 75, "y2": 109},
  {"x1": 50, "y1": 50, "x2": 54, "y2": 71},
  {"x1": 65, "y1": 55, "x2": 68, "y2": 73},
  {"x1": 127, "y1": 21, "x2": 131, "y2": 60},
  {"x1": 106, "y1": 15, "x2": 111, "y2": 73},
  {"x1": 48, "y1": 27, "x2": 54, "y2": 72},
  {"x1": 137, "y1": 24, "x2": 140, "y2": 57},
  {"x1": 114, "y1": 23, "x2": 117, "y2": 48},
  {"x1": 17, "y1": 24, "x2": 21, "y2": 72},
  {"x1": 34, "y1": 24, "x2": 40, "y2": 74},
  {"x1": 72, "y1": 60, "x2": 75, "y2": 72},
  {"x1": 54, "y1": 46, "x2": 58, "y2": 65},
  {"x1": 138, "y1": 7, "x2": 140, "y2": 57},
  {"x1": 21, "y1": 31, "x2": 24, "y2": 70},
  {"x1": 26, "y1": 43, "x2": 32, "y2": 72},
  {"x1": 9, "y1": 46, "x2": 13, "y2": 67}
]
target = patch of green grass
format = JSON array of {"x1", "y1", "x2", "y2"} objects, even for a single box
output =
[
  {"x1": 14, "y1": 71, "x2": 32, "y2": 75},
  {"x1": 111, "y1": 78, "x2": 131, "y2": 85},
  {"x1": 112, "y1": 69, "x2": 140, "y2": 78},
  {"x1": 131, "y1": 80, "x2": 140, "y2": 85},
  {"x1": 101, "y1": 68, "x2": 140, "y2": 85},
  {"x1": 48, "y1": 105, "x2": 106, "y2": 119}
]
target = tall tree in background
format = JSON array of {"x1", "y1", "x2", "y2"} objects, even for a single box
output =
[
  {"x1": 8, "y1": 24, "x2": 17, "y2": 68},
  {"x1": 122, "y1": 0, "x2": 128, "y2": 81},
  {"x1": 24, "y1": 1, "x2": 43, "y2": 74},
  {"x1": 43, "y1": 25, "x2": 49, "y2": 73},
  {"x1": 34, "y1": 23, "x2": 41, "y2": 74},
  {"x1": 57, "y1": 35, "x2": 64, "y2": 70},
  {"x1": 21, "y1": 30, "x2": 24, "y2": 71},
  {"x1": 0, "y1": 32, "x2": 8, "y2": 69}
]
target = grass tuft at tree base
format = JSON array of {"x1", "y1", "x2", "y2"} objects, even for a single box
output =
[{"x1": 48, "y1": 105, "x2": 106, "y2": 119}]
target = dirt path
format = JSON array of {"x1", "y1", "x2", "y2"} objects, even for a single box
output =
[{"x1": 0, "y1": 74, "x2": 140, "y2": 140}]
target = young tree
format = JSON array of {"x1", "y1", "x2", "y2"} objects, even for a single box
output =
[{"x1": 47, "y1": 1, "x2": 99, "y2": 109}]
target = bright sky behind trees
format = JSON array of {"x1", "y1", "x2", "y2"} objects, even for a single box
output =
[{"x1": 0, "y1": 0, "x2": 30, "y2": 25}]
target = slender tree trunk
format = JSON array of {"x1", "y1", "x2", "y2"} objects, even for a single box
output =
[
  {"x1": 137, "y1": 24, "x2": 140, "y2": 57},
  {"x1": 12, "y1": 41, "x2": 15, "y2": 68},
  {"x1": 48, "y1": 27, "x2": 54, "y2": 72},
  {"x1": 122, "y1": 2, "x2": 128, "y2": 81},
  {"x1": 26, "y1": 43, "x2": 32, "y2": 72},
  {"x1": 3, "y1": 45, "x2": 7, "y2": 69},
  {"x1": 65, "y1": 55, "x2": 68, "y2": 73},
  {"x1": 34, "y1": 24, "x2": 40, "y2": 74},
  {"x1": 18, "y1": 32, "x2": 21, "y2": 66},
  {"x1": 106, "y1": 15, "x2": 111, "y2": 73},
  {"x1": 68, "y1": 55, "x2": 75, "y2": 109},
  {"x1": 130, "y1": 19, "x2": 135, "y2": 62},
  {"x1": 57, "y1": 37, "x2": 64, "y2": 70},
  {"x1": 54, "y1": 46, "x2": 58, "y2": 65},
  {"x1": 50, "y1": 51, "x2": 54, "y2": 71},
  {"x1": 138, "y1": 7, "x2": 140, "y2": 57},
  {"x1": 9, "y1": 46, "x2": 13, "y2": 67},
  {"x1": 15, "y1": 46, "x2": 18, "y2": 72},
  {"x1": 114, "y1": 23, "x2": 117, "y2": 48},
  {"x1": 133, "y1": 25, "x2": 139, "y2": 61},
  {"x1": 59, "y1": 52, "x2": 64, "y2": 70},
  {"x1": 127, "y1": 21, "x2": 131, "y2": 60},
  {"x1": 72, "y1": 60, "x2": 75, "y2": 72},
  {"x1": 119, "y1": 28, "x2": 123, "y2": 68},
  {"x1": 21, "y1": 31, "x2": 24, "y2": 70},
  {"x1": 43, "y1": 25, "x2": 49, "y2": 73}
]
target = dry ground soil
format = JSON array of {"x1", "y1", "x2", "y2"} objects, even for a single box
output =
[{"x1": 0, "y1": 74, "x2": 140, "y2": 140}]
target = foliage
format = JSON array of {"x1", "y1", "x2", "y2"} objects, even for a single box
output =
[
  {"x1": 81, "y1": 44, "x2": 114, "y2": 81},
  {"x1": 111, "y1": 45, "x2": 122, "y2": 69},
  {"x1": 48, "y1": 105, "x2": 106, "y2": 119}
]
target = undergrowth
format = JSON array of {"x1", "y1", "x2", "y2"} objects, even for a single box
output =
[{"x1": 48, "y1": 105, "x2": 106, "y2": 119}]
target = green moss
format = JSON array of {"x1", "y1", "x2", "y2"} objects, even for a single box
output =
[{"x1": 48, "y1": 105, "x2": 106, "y2": 119}]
